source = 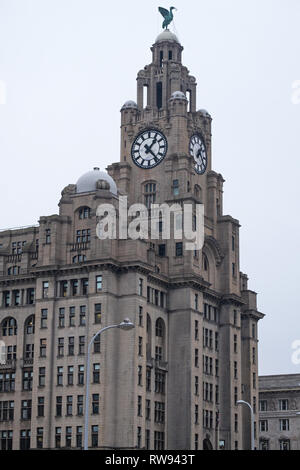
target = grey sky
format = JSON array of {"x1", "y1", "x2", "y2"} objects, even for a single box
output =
[{"x1": 0, "y1": 0, "x2": 299, "y2": 375}]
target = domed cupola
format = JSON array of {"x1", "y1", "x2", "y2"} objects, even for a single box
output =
[
  {"x1": 121, "y1": 100, "x2": 138, "y2": 111},
  {"x1": 169, "y1": 91, "x2": 188, "y2": 101},
  {"x1": 76, "y1": 167, "x2": 117, "y2": 195},
  {"x1": 155, "y1": 29, "x2": 180, "y2": 44}
]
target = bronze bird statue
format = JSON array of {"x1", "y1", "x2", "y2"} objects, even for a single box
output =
[{"x1": 158, "y1": 6, "x2": 177, "y2": 30}]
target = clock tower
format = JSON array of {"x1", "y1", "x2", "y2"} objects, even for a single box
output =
[
  {"x1": 107, "y1": 27, "x2": 264, "y2": 451},
  {"x1": 109, "y1": 29, "x2": 214, "y2": 216}
]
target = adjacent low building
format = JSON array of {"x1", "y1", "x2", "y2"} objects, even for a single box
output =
[{"x1": 259, "y1": 374, "x2": 300, "y2": 450}]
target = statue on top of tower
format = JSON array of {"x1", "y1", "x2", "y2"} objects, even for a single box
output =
[{"x1": 158, "y1": 6, "x2": 177, "y2": 30}]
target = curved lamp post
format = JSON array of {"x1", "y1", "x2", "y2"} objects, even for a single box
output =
[
  {"x1": 237, "y1": 400, "x2": 255, "y2": 450},
  {"x1": 84, "y1": 318, "x2": 135, "y2": 450}
]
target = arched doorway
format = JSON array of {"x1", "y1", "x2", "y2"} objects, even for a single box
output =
[{"x1": 203, "y1": 438, "x2": 213, "y2": 450}]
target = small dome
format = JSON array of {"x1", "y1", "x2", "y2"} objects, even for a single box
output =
[
  {"x1": 76, "y1": 168, "x2": 117, "y2": 195},
  {"x1": 155, "y1": 29, "x2": 179, "y2": 44},
  {"x1": 121, "y1": 100, "x2": 138, "y2": 110},
  {"x1": 198, "y1": 109, "x2": 211, "y2": 117},
  {"x1": 170, "y1": 91, "x2": 187, "y2": 101}
]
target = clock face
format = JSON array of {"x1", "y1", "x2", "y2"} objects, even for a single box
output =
[
  {"x1": 189, "y1": 134, "x2": 207, "y2": 175},
  {"x1": 131, "y1": 129, "x2": 168, "y2": 169}
]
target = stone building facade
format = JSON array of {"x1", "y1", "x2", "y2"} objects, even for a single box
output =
[
  {"x1": 0, "y1": 29, "x2": 264, "y2": 450},
  {"x1": 259, "y1": 374, "x2": 300, "y2": 450}
]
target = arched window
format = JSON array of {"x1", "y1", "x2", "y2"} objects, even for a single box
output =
[
  {"x1": 78, "y1": 206, "x2": 91, "y2": 220},
  {"x1": 155, "y1": 318, "x2": 165, "y2": 338},
  {"x1": 1, "y1": 318, "x2": 17, "y2": 336},
  {"x1": 202, "y1": 254, "x2": 209, "y2": 272},
  {"x1": 25, "y1": 315, "x2": 35, "y2": 335}
]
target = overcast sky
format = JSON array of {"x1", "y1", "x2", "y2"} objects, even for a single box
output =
[{"x1": 0, "y1": 0, "x2": 300, "y2": 376}]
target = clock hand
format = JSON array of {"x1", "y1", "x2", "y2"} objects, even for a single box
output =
[
  {"x1": 144, "y1": 145, "x2": 157, "y2": 158},
  {"x1": 145, "y1": 138, "x2": 157, "y2": 154}
]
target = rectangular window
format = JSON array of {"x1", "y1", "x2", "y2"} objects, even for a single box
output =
[
  {"x1": 138, "y1": 278, "x2": 143, "y2": 296},
  {"x1": 37, "y1": 397, "x2": 44, "y2": 417},
  {"x1": 67, "y1": 366, "x2": 74, "y2": 386},
  {"x1": 195, "y1": 321, "x2": 199, "y2": 341},
  {"x1": 94, "y1": 303, "x2": 102, "y2": 324},
  {"x1": 234, "y1": 334, "x2": 237, "y2": 353},
  {"x1": 279, "y1": 419, "x2": 289, "y2": 432},
  {"x1": 195, "y1": 376, "x2": 199, "y2": 396},
  {"x1": 78, "y1": 365, "x2": 85, "y2": 385},
  {"x1": 93, "y1": 364, "x2": 100, "y2": 384},
  {"x1": 173, "y1": 179, "x2": 179, "y2": 196},
  {"x1": 96, "y1": 275, "x2": 103, "y2": 292},
  {"x1": 94, "y1": 336, "x2": 101, "y2": 354},
  {"x1": 36, "y1": 428, "x2": 43, "y2": 449},
  {"x1": 22, "y1": 370, "x2": 32, "y2": 391},
  {"x1": 39, "y1": 339, "x2": 47, "y2": 358},
  {"x1": 175, "y1": 242, "x2": 183, "y2": 257},
  {"x1": 158, "y1": 244, "x2": 166, "y2": 257},
  {"x1": 55, "y1": 427, "x2": 61, "y2": 448},
  {"x1": 69, "y1": 307, "x2": 75, "y2": 327},
  {"x1": 57, "y1": 367, "x2": 63, "y2": 386},
  {"x1": 77, "y1": 396, "x2": 84, "y2": 416},
  {"x1": 234, "y1": 361, "x2": 238, "y2": 379},
  {"x1": 259, "y1": 420, "x2": 268, "y2": 432},
  {"x1": 92, "y1": 426, "x2": 98, "y2": 448},
  {"x1": 154, "y1": 431, "x2": 165, "y2": 450},
  {"x1": 65, "y1": 427, "x2": 72, "y2": 448},
  {"x1": 279, "y1": 399, "x2": 289, "y2": 411},
  {"x1": 20, "y1": 430, "x2": 31, "y2": 450},
  {"x1": 195, "y1": 349, "x2": 199, "y2": 368},
  {"x1": 45, "y1": 229, "x2": 51, "y2": 244},
  {"x1": 42, "y1": 281, "x2": 49, "y2": 298},
  {"x1": 155, "y1": 370, "x2": 166, "y2": 394},
  {"x1": 21, "y1": 400, "x2": 32, "y2": 420},
  {"x1": 195, "y1": 404, "x2": 199, "y2": 424},
  {"x1": 76, "y1": 426, "x2": 82, "y2": 449},
  {"x1": 194, "y1": 294, "x2": 198, "y2": 311},
  {"x1": 58, "y1": 308, "x2": 65, "y2": 328},
  {"x1": 58, "y1": 338, "x2": 64, "y2": 357},
  {"x1": 138, "y1": 366, "x2": 142, "y2": 386},
  {"x1": 137, "y1": 395, "x2": 142, "y2": 416},
  {"x1": 82, "y1": 278, "x2": 89, "y2": 295},
  {"x1": 92, "y1": 394, "x2": 99, "y2": 415},
  {"x1": 234, "y1": 413, "x2": 238, "y2": 432},
  {"x1": 68, "y1": 337, "x2": 75, "y2": 356},
  {"x1": 79, "y1": 306, "x2": 86, "y2": 326},
  {"x1": 138, "y1": 337, "x2": 143, "y2": 356},
  {"x1": 79, "y1": 336, "x2": 85, "y2": 355},
  {"x1": 40, "y1": 309, "x2": 48, "y2": 328},
  {"x1": 38, "y1": 367, "x2": 46, "y2": 387},
  {"x1": 138, "y1": 306, "x2": 143, "y2": 327},
  {"x1": 137, "y1": 427, "x2": 142, "y2": 449},
  {"x1": 66, "y1": 396, "x2": 73, "y2": 416},
  {"x1": 56, "y1": 396, "x2": 62, "y2": 417},
  {"x1": 71, "y1": 280, "x2": 79, "y2": 296},
  {"x1": 146, "y1": 367, "x2": 151, "y2": 392},
  {"x1": 155, "y1": 401, "x2": 165, "y2": 423},
  {"x1": 146, "y1": 399, "x2": 151, "y2": 420},
  {"x1": 146, "y1": 430, "x2": 150, "y2": 450},
  {"x1": 259, "y1": 400, "x2": 268, "y2": 412},
  {"x1": 279, "y1": 439, "x2": 290, "y2": 451}
]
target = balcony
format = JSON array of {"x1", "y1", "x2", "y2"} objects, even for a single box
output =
[
  {"x1": 70, "y1": 242, "x2": 90, "y2": 252},
  {"x1": 0, "y1": 359, "x2": 16, "y2": 370},
  {"x1": 20, "y1": 358, "x2": 34, "y2": 368}
]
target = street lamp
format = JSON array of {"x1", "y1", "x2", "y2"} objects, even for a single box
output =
[
  {"x1": 237, "y1": 400, "x2": 255, "y2": 450},
  {"x1": 83, "y1": 318, "x2": 135, "y2": 450}
]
